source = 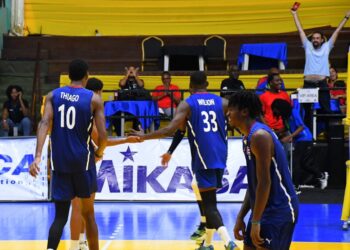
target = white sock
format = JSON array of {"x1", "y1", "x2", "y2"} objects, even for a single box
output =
[
  {"x1": 217, "y1": 226, "x2": 231, "y2": 246},
  {"x1": 69, "y1": 240, "x2": 79, "y2": 250},
  {"x1": 205, "y1": 228, "x2": 215, "y2": 247},
  {"x1": 79, "y1": 233, "x2": 85, "y2": 243},
  {"x1": 201, "y1": 216, "x2": 206, "y2": 223}
]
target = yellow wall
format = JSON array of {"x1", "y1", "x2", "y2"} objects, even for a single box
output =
[
  {"x1": 59, "y1": 73, "x2": 348, "y2": 101},
  {"x1": 25, "y1": 0, "x2": 350, "y2": 36}
]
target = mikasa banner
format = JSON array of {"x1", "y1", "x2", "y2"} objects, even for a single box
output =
[
  {"x1": 0, "y1": 137, "x2": 49, "y2": 201},
  {"x1": 96, "y1": 138, "x2": 247, "y2": 202}
]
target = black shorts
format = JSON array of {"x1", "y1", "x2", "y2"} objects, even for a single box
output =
[
  {"x1": 51, "y1": 167, "x2": 97, "y2": 201},
  {"x1": 195, "y1": 169, "x2": 224, "y2": 189}
]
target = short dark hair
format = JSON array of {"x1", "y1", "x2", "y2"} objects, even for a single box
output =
[
  {"x1": 228, "y1": 90, "x2": 262, "y2": 119},
  {"x1": 267, "y1": 73, "x2": 280, "y2": 84},
  {"x1": 162, "y1": 71, "x2": 171, "y2": 78},
  {"x1": 6, "y1": 85, "x2": 23, "y2": 100},
  {"x1": 86, "y1": 77, "x2": 103, "y2": 92},
  {"x1": 190, "y1": 71, "x2": 207, "y2": 87},
  {"x1": 68, "y1": 59, "x2": 89, "y2": 81},
  {"x1": 271, "y1": 99, "x2": 292, "y2": 120}
]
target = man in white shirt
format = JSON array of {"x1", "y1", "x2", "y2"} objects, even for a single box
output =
[{"x1": 291, "y1": 9, "x2": 350, "y2": 130}]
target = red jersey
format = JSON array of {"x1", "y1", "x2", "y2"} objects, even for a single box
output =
[
  {"x1": 260, "y1": 91, "x2": 291, "y2": 130},
  {"x1": 152, "y1": 84, "x2": 181, "y2": 108}
]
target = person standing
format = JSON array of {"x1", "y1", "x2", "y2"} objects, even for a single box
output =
[
  {"x1": 29, "y1": 59, "x2": 107, "y2": 250},
  {"x1": 130, "y1": 71, "x2": 238, "y2": 250},
  {"x1": 228, "y1": 91, "x2": 298, "y2": 250},
  {"x1": 291, "y1": 8, "x2": 350, "y2": 129}
]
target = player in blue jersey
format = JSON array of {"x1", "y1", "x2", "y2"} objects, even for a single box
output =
[
  {"x1": 227, "y1": 91, "x2": 299, "y2": 250},
  {"x1": 130, "y1": 71, "x2": 238, "y2": 250},
  {"x1": 69, "y1": 77, "x2": 140, "y2": 250},
  {"x1": 29, "y1": 59, "x2": 107, "y2": 250}
]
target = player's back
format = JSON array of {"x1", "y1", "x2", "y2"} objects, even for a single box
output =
[
  {"x1": 244, "y1": 122, "x2": 298, "y2": 223},
  {"x1": 186, "y1": 93, "x2": 227, "y2": 171},
  {"x1": 50, "y1": 86, "x2": 94, "y2": 173}
]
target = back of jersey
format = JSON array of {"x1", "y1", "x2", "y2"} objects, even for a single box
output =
[
  {"x1": 186, "y1": 93, "x2": 227, "y2": 172},
  {"x1": 50, "y1": 86, "x2": 94, "y2": 173}
]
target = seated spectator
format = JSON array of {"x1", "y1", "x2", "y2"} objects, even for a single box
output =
[
  {"x1": 1, "y1": 85, "x2": 31, "y2": 136},
  {"x1": 152, "y1": 71, "x2": 181, "y2": 117},
  {"x1": 255, "y1": 67, "x2": 286, "y2": 96},
  {"x1": 220, "y1": 65, "x2": 245, "y2": 99},
  {"x1": 328, "y1": 67, "x2": 346, "y2": 114},
  {"x1": 112, "y1": 66, "x2": 144, "y2": 136},
  {"x1": 271, "y1": 98, "x2": 329, "y2": 193},
  {"x1": 259, "y1": 73, "x2": 291, "y2": 137}
]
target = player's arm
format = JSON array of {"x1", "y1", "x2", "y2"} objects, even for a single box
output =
[
  {"x1": 250, "y1": 129, "x2": 273, "y2": 246},
  {"x1": 161, "y1": 129, "x2": 186, "y2": 166},
  {"x1": 234, "y1": 191, "x2": 251, "y2": 240},
  {"x1": 92, "y1": 93, "x2": 107, "y2": 158},
  {"x1": 329, "y1": 10, "x2": 350, "y2": 45},
  {"x1": 29, "y1": 92, "x2": 53, "y2": 177},
  {"x1": 131, "y1": 101, "x2": 189, "y2": 140},
  {"x1": 291, "y1": 10, "x2": 307, "y2": 45}
]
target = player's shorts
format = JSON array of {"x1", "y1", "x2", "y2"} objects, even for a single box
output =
[
  {"x1": 244, "y1": 220, "x2": 296, "y2": 250},
  {"x1": 51, "y1": 167, "x2": 97, "y2": 201},
  {"x1": 195, "y1": 168, "x2": 224, "y2": 189}
]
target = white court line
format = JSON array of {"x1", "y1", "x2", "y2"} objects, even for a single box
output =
[{"x1": 102, "y1": 224, "x2": 124, "y2": 250}]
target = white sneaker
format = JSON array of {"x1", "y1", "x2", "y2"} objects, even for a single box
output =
[
  {"x1": 342, "y1": 221, "x2": 349, "y2": 231},
  {"x1": 79, "y1": 241, "x2": 89, "y2": 250},
  {"x1": 319, "y1": 172, "x2": 329, "y2": 190}
]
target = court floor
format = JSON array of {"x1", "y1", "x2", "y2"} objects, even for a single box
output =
[{"x1": 0, "y1": 202, "x2": 349, "y2": 249}]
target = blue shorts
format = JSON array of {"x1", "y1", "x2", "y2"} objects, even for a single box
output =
[
  {"x1": 195, "y1": 169, "x2": 224, "y2": 189},
  {"x1": 244, "y1": 220, "x2": 296, "y2": 250},
  {"x1": 51, "y1": 167, "x2": 97, "y2": 201}
]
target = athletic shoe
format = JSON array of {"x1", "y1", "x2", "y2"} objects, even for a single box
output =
[
  {"x1": 196, "y1": 244, "x2": 214, "y2": 250},
  {"x1": 190, "y1": 224, "x2": 206, "y2": 240},
  {"x1": 79, "y1": 241, "x2": 89, "y2": 250},
  {"x1": 225, "y1": 241, "x2": 239, "y2": 250},
  {"x1": 342, "y1": 221, "x2": 349, "y2": 231},
  {"x1": 318, "y1": 172, "x2": 329, "y2": 190}
]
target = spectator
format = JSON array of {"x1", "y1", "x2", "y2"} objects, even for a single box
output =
[
  {"x1": 259, "y1": 73, "x2": 291, "y2": 136},
  {"x1": 113, "y1": 66, "x2": 145, "y2": 136},
  {"x1": 1, "y1": 85, "x2": 31, "y2": 136},
  {"x1": 271, "y1": 98, "x2": 329, "y2": 193},
  {"x1": 152, "y1": 71, "x2": 181, "y2": 117},
  {"x1": 291, "y1": 9, "x2": 350, "y2": 129},
  {"x1": 220, "y1": 65, "x2": 245, "y2": 99},
  {"x1": 255, "y1": 67, "x2": 285, "y2": 96},
  {"x1": 328, "y1": 67, "x2": 346, "y2": 114}
]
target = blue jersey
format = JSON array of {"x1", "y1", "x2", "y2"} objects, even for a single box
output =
[
  {"x1": 186, "y1": 93, "x2": 227, "y2": 172},
  {"x1": 50, "y1": 86, "x2": 95, "y2": 173},
  {"x1": 289, "y1": 98, "x2": 312, "y2": 142},
  {"x1": 243, "y1": 122, "x2": 298, "y2": 223}
]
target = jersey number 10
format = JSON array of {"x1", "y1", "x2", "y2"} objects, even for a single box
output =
[
  {"x1": 201, "y1": 111, "x2": 218, "y2": 132},
  {"x1": 58, "y1": 104, "x2": 76, "y2": 129}
]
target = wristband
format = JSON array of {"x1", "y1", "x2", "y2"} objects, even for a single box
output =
[
  {"x1": 94, "y1": 152, "x2": 103, "y2": 158},
  {"x1": 251, "y1": 220, "x2": 261, "y2": 225}
]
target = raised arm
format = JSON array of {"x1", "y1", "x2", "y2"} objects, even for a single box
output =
[
  {"x1": 91, "y1": 93, "x2": 107, "y2": 158},
  {"x1": 330, "y1": 10, "x2": 350, "y2": 45},
  {"x1": 291, "y1": 10, "x2": 307, "y2": 44},
  {"x1": 29, "y1": 92, "x2": 53, "y2": 177}
]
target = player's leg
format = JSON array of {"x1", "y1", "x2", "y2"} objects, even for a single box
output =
[
  {"x1": 196, "y1": 169, "x2": 238, "y2": 250},
  {"x1": 80, "y1": 194, "x2": 98, "y2": 250},
  {"x1": 191, "y1": 177, "x2": 206, "y2": 241},
  {"x1": 47, "y1": 171, "x2": 73, "y2": 250},
  {"x1": 70, "y1": 197, "x2": 86, "y2": 250}
]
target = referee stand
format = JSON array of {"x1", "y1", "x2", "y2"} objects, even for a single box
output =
[{"x1": 341, "y1": 48, "x2": 350, "y2": 230}]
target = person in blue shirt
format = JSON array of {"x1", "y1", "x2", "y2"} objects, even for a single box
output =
[
  {"x1": 227, "y1": 90, "x2": 299, "y2": 250},
  {"x1": 130, "y1": 71, "x2": 238, "y2": 250},
  {"x1": 29, "y1": 59, "x2": 107, "y2": 250},
  {"x1": 271, "y1": 97, "x2": 328, "y2": 193}
]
